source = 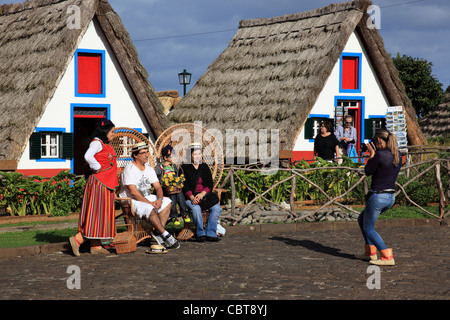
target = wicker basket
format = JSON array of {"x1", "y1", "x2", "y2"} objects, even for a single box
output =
[
  {"x1": 164, "y1": 185, "x2": 182, "y2": 195},
  {"x1": 113, "y1": 224, "x2": 137, "y2": 254}
]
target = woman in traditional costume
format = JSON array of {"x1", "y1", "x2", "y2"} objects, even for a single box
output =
[{"x1": 69, "y1": 119, "x2": 118, "y2": 255}]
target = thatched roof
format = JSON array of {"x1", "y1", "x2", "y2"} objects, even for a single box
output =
[
  {"x1": 169, "y1": 0, "x2": 426, "y2": 150},
  {"x1": 156, "y1": 90, "x2": 182, "y2": 114},
  {"x1": 0, "y1": 0, "x2": 168, "y2": 168},
  {"x1": 419, "y1": 93, "x2": 450, "y2": 138}
]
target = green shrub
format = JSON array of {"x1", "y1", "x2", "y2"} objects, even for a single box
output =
[
  {"x1": 0, "y1": 170, "x2": 85, "y2": 217},
  {"x1": 395, "y1": 161, "x2": 448, "y2": 206},
  {"x1": 221, "y1": 156, "x2": 366, "y2": 205}
]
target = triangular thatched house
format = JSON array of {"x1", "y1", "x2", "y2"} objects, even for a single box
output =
[
  {"x1": 419, "y1": 93, "x2": 450, "y2": 138},
  {"x1": 0, "y1": 0, "x2": 167, "y2": 175},
  {"x1": 169, "y1": 0, "x2": 426, "y2": 162}
]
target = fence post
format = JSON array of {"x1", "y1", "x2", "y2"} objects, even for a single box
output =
[
  {"x1": 362, "y1": 172, "x2": 368, "y2": 196},
  {"x1": 289, "y1": 174, "x2": 298, "y2": 218},
  {"x1": 230, "y1": 168, "x2": 235, "y2": 218},
  {"x1": 406, "y1": 154, "x2": 411, "y2": 178},
  {"x1": 434, "y1": 161, "x2": 445, "y2": 220},
  {"x1": 447, "y1": 160, "x2": 450, "y2": 201}
]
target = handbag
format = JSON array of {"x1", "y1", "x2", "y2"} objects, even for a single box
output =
[
  {"x1": 347, "y1": 144, "x2": 358, "y2": 163},
  {"x1": 198, "y1": 192, "x2": 220, "y2": 211}
]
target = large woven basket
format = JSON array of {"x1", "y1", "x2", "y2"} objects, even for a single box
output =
[{"x1": 113, "y1": 224, "x2": 137, "y2": 254}]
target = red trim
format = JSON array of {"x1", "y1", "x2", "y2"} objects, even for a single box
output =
[
  {"x1": 73, "y1": 115, "x2": 104, "y2": 118},
  {"x1": 16, "y1": 169, "x2": 68, "y2": 178},
  {"x1": 291, "y1": 151, "x2": 315, "y2": 163},
  {"x1": 346, "y1": 101, "x2": 361, "y2": 154}
]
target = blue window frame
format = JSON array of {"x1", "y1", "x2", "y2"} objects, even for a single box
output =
[
  {"x1": 33, "y1": 127, "x2": 67, "y2": 162},
  {"x1": 74, "y1": 49, "x2": 106, "y2": 98},
  {"x1": 339, "y1": 52, "x2": 362, "y2": 93}
]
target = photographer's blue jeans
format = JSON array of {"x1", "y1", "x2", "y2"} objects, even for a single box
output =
[
  {"x1": 185, "y1": 200, "x2": 221, "y2": 238},
  {"x1": 358, "y1": 193, "x2": 395, "y2": 250}
]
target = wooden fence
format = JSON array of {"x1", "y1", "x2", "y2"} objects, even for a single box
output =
[{"x1": 217, "y1": 151, "x2": 449, "y2": 225}]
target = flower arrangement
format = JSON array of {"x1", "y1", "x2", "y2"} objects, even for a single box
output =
[{"x1": 162, "y1": 173, "x2": 185, "y2": 194}]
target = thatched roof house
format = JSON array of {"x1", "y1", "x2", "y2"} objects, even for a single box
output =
[
  {"x1": 169, "y1": 0, "x2": 426, "y2": 162},
  {"x1": 0, "y1": 0, "x2": 167, "y2": 173},
  {"x1": 419, "y1": 93, "x2": 450, "y2": 138}
]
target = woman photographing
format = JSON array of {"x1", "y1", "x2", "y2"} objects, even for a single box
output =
[{"x1": 356, "y1": 129, "x2": 402, "y2": 266}]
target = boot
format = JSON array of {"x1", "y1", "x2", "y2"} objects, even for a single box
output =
[
  {"x1": 90, "y1": 246, "x2": 110, "y2": 254},
  {"x1": 355, "y1": 244, "x2": 377, "y2": 261},
  {"x1": 370, "y1": 248, "x2": 395, "y2": 266}
]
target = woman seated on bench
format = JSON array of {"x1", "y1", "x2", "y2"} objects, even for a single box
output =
[{"x1": 182, "y1": 143, "x2": 221, "y2": 242}]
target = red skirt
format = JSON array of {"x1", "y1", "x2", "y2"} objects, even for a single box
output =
[{"x1": 78, "y1": 175, "x2": 116, "y2": 239}]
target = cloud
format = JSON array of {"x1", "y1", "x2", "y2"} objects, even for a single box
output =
[
  {"x1": 377, "y1": 0, "x2": 450, "y2": 87},
  {"x1": 1, "y1": 0, "x2": 448, "y2": 89},
  {"x1": 109, "y1": 0, "x2": 346, "y2": 93}
]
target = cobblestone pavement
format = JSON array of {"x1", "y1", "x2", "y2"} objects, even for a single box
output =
[{"x1": 0, "y1": 224, "x2": 448, "y2": 301}]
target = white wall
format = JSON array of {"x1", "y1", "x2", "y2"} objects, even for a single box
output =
[
  {"x1": 18, "y1": 18, "x2": 155, "y2": 171},
  {"x1": 292, "y1": 31, "x2": 390, "y2": 152}
]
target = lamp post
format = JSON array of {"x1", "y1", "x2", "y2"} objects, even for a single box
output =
[{"x1": 178, "y1": 69, "x2": 191, "y2": 96}]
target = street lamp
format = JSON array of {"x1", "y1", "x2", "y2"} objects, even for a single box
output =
[{"x1": 178, "y1": 69, "x2": 191, "y2": 96}]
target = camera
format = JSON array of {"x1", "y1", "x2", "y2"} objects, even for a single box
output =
[
  {"x1": 361, "y1": 140, "x2": 375, "y2": 153},
  {"x1": 361, "y1": 143, "x2": 368, "y2": 153}
]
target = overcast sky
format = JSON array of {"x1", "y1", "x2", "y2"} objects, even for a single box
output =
[{"x1": 2, "y1": 0, "x2": 449, "y2": 95}]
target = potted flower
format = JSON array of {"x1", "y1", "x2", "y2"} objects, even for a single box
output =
[{"x1": 162, "y1": 172, "x2": 185, "y2": 195}]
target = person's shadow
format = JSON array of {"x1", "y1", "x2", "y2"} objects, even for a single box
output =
[{"x1": 270, "y1": 236, "x2": 356, "y2": 260}]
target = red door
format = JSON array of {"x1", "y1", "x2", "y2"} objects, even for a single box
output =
[{"x1": 337, "y1": 100, "x2": 361, "y2": 155}]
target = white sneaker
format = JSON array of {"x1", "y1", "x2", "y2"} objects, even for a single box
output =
[
  {"x1": 163, "y1": 233, "x2": 180, "y2": 249},
  {"x1": 151, "y1": 231, "x2": 166, "y2": 248}
]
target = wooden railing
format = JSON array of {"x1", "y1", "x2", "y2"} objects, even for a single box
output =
[{"x1": 217, "y1": 151, "x2": 449, "y2": 225}]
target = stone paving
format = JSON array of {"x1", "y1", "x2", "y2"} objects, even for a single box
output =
[{"x1": 0, "y1": 221, "x2": 449, "y2": 302}]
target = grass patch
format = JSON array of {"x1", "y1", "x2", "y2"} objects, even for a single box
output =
[
  {"x1": 0, "y1": 219, "x2": 78, "y2": 229},
  {"x1": 345, "y1": 205, "x2": 440, "y2": 219},
  {"x1": 0, "y1": 227, "x2": 78, "y2": 249},
  {"x1": 379, "y1": 206, "x2": 440, "y2": 219}
]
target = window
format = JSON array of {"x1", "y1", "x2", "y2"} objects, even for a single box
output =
[
  {"x1": 41, "y1": 133, "x2": 60, "y2": 158},
  {"x1": 75, "y1": 49, "x2": 105, "y2": 97},
  {"x1": 340, "y1": 53, "x2": 362, "y2": 93},
  {"x1": 30, "y1": 129, "x2": 73, "y2": 161},
  {"x1": 336, "y1": 100, "x2": 359, "y2": 109},
  {"x1": 304, "y1": 116, "x2": 332, "y2": 140},
  {"x1": 365, "y1": 117, "x2": 386, "y2": 139}
]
